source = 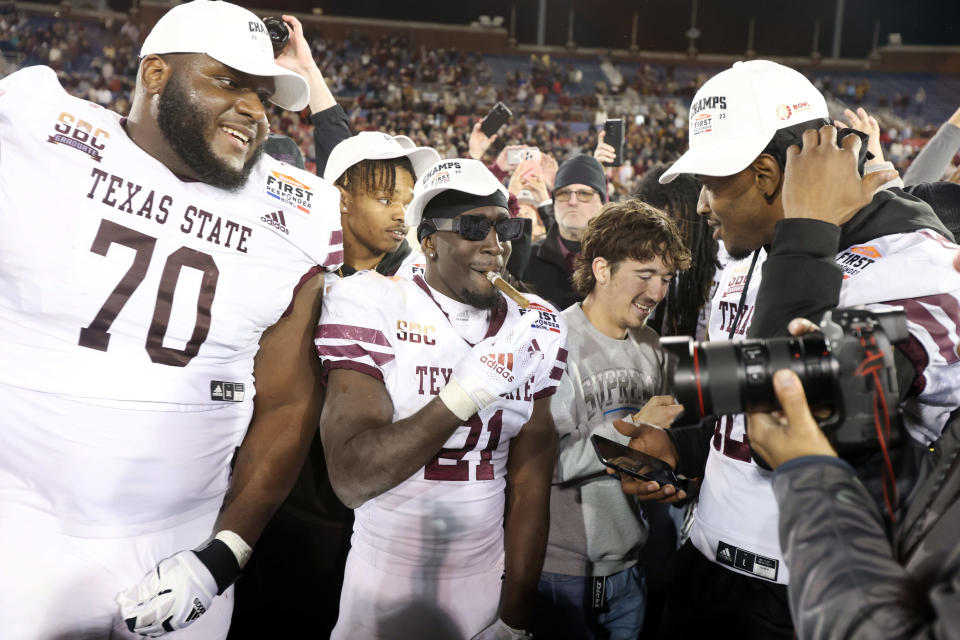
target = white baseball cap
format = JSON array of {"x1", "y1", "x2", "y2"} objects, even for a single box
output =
[
  {"x1": 323, "y1": 132, "x2": 441, "y2": 183},
  {"x1": 660, "y1": 60, "x2": 828, "y2": 184},
  {"x1": 140, "y1": 0, "x2": 310, "y2": 112},
  {"x1": 406, "y1": 158, "x2": 509, "y2": 228}
]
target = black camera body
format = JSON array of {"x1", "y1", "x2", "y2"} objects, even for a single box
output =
[
  {"x1": 262, "y1": 16, "x2": 290, "y2": 57},
  {"x1": 661, "y1": 307, "x2": 908, "y2": 456}
]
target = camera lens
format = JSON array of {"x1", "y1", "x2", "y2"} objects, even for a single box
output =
[
  {"x1": 262, "y1": 16, "x2": 290, "y2": 57},
  {"x1": 660, "y1": 334, "x2": 839, "y2": 423}
]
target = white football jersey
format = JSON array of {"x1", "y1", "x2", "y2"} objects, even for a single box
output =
[
  {"x1": 0, "y1": 66, "x2": 342, "y2": 534},
  {"x1": 316, "y1": 272, "x2": 568, "y2": 577},
  {"x1": 694, "y1": 230, "x2": 960, "y2": 585}
]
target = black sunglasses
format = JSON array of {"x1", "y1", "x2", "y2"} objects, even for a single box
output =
[{"x1": 430, "y1": 214, "x2": 525, "y2": 241}]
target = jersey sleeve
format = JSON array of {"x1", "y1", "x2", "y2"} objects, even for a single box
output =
[
  {"x1": 526, "y1": 298, "x2": 569, "y2": 400},
  {"x1": 0, "y1": 66, "x2": 64, "y2": 124},
  {"x1": 315, "y1": 272, "x2": 397, "y2": 383}
]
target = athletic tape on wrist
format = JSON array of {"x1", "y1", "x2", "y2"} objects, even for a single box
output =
[
  {"x1": 192, "y1": 539, "x2": 241, "y2": 595},
  {"x1": 215, "y1": 530, "x2": 252, "y2": 568},
  {"x1": 438, "y1": 379, "x2": 479, "y2": 421}
]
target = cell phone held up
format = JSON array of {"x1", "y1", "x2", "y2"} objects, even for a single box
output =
[
  {"x1": 602, "y1": 118, "x2": 625, "y2": 167},
  {"x1": 590, "y1": 434, "x2": 679, "y2": 489},
  {"x1": 480, "y1": 102, "x2": 513, "y2": 138}
]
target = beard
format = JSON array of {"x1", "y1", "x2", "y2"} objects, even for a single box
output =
[
  {"x1": 460, "y1": 286, "x2": 500, "y2": 310},
  {"x1": 157, "y1": 76, "x2": 262, "y2": 192},
  {"x1": 726, "y1": 244, "x2": 755, "y2": 260}
]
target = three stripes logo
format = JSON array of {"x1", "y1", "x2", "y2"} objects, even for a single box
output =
[
  {"x1": 260, "y1": 209, "x2": 289, "y2": 235},
  {"x1": 481, "y1": 352, "x2": 515, "y2": 382},
  {"x1": 184, "y1": 597, "x2": 206, "y2": 623}
]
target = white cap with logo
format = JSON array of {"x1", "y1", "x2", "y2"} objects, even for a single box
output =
[
  {"x1": 405, "y1": 158, "x2": 509, "y2": 228},
  {"x1": 660, "y1": 60, "x2": 828, "y2": 184},
  {"x1": 323, "y1": 132, "x2": 441, "y2": 184},
  {"x1": 140, "y1": 0, "x2": 309, "y2": 112}
]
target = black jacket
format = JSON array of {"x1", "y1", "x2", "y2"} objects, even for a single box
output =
[
  {"x1": 522, "y1": 223, "x2": 582, "y2": 312},
  {"x1": 774, "y1": 409, "x2": 960, "y2": 639},
  {"x1": 310, "y1": 104, "x2": 352, "y2": 178}
]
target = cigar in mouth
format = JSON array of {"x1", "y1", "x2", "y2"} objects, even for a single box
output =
[{"x1": 485, "y1": 271, "x2": 530, "y2": 309}]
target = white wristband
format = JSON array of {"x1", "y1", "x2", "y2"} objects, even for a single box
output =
[
  {"x1": 215, "y1": 530, "x2": 252, "y2": 569},
  {"x1": 438, "y1": 379, "x2": 480, "y2": 421}
]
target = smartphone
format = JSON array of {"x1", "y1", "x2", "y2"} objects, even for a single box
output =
[
  {"x1": 481, "y1": 102, "x2": 513, "y2": 137},
  {"x1": 603, "y1": 119, "x2": 625, "y2": 167},
  {"x1": 591, "y1": 434, "x2": 679, "y2": 488},
  {"x1": 506, "y1": 146, "x2": 539, "y2": 167}
]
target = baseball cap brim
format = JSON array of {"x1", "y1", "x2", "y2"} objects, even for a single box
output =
[
  {"x1": 406, "y1": 159, "x2": 509, "y2": 228},
  {"x1": 224, "y1": 57, "x2": 309, "y2": 112},
  {"x1": 323, "y1": 133, "x2": 441, "y2": 183},
  {"x1": 659, "y1": 135, "x2": 769, "y2": 184}
]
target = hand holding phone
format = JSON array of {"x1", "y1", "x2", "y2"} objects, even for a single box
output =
[
  {"x1": 480, "y1": 102, "x2": 513, "y2": 138},
  {"x1": 602, "y1": 118, "x2": 625, "y2": 167},
  {"x1": 591, "y1": 434, "x2": 679, "y2": 489}
]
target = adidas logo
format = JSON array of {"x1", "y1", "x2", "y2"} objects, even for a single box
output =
[
  {"x1": 185, "y1": 598, "x2": 206, "y2": 622},
  {"x1": 480, "y1": 353, "x2": 514, "y2": 382},
  {"x1": 260, "y1": 210, "x2": 289, "y2": 234},
  {"x1": 719, "y1": 547, "x2": 733, "y2": 561}
]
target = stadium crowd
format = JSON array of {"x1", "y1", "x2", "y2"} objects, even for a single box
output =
[
  {"x1": 2, "y1": 2, "x2": 960, "y2": 640},
  {"x1": 1, "y1": 6, "x2": 955, "y2": 196}
]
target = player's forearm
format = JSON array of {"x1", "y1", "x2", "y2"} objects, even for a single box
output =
[
  {"x1": 215, "y1": 401, "x2": 319, "y2": 545},
  {"x1": 323, "y1": 397, "x2": 463, "y2": 508},
  {"x1": 500, "y1": 479, "x2": 551, "y2": 630},
  {"x1": 305, "y1": 66, "x2": 337, "y2": 114}
]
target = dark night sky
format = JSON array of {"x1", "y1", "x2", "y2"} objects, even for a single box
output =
[{"x1": 271, "y1": 0, "x2": 960, "y2": 59}]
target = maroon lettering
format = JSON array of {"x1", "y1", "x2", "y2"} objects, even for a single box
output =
[
  {"x1": 712, "y1": 415, "x2": 752, "y2": 463},
  {"x1": 206, "y1": 217, "x2": 222, "y2": 245},
  {"x1": 118, "y1": 181, "x2": 142, "y2": 214},
  {"x1": 156, "y1": 195, "x2": 172, "y2": 225},
  {"x1": 429, "y1": 366, "x2": 444, "y2": 395},
  {"x1": 146, "y1": 246, "x2": 218, "y2": 367},
  {"x1": 137, "y1": 190, "x2": 155, "y2": 220},
  {"x1": 86, "y1": 168, "x2": 109, "y2": 199},
  {"x1": 78, "y1": 219, "x2": 156, "y2": 351},
  {"x1": 416, "y1": 365, "x2": 428, "y2": 394},
  {"x1": 424, "y1": 410, "x2": 504, "y2": 481},
  {"x1": 102, "y1": 174, "x2": 123, "y2": 206},
  {"x1": 223, "y1": 220, "x2": 240, "y2": 248},
  {"x1": 237, "y1": 226, "x2": 252, "y2": 254},
  {"x1": 79, "y1": 219, "x2": 219, "y2": 368},
  {"x1": 180, "y1": 206, "x2": 196, "y2": 234},
  {"x1": 194, "y1": 208, "x2": 214, "y2": 238}
]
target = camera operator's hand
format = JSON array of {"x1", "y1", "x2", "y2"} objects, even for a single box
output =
[
  {"x1": 275, "y1": 15, "x2": 335, "y2": 113},
  {"x1": 469, "y1": 122, "x2": 498, "y2": 161},
  {"x1": 746, "y1": 370, "x2": 838, "y2": 470},
  {"x1": 609, "y1": 418, "x2": 687, "y2": 503},
  {"x1": 834, "y1": 107, "x2": 885, "y2": 166},
  {"x1": 782, "y1": 124, "x2": 897, "y2": 226},
  {"x1": 593, "y1": 130, "x2": 617, "y2": 165}
]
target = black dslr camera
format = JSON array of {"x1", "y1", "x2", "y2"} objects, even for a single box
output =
[
  {"x1": 262, "y1": 16, "x2": 290, "y2": 57},
  {"x1": 661, "y1": 307, "x2": 908, "y2": 459}
]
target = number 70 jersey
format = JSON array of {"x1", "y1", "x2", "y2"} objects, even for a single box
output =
[{"x1": 0, "y1": 66, "x2": 343, "y2": 405}]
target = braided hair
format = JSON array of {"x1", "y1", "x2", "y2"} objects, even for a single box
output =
[
  {"x1": 335, "y1": 156, "x2": 415, "y2": 196},
  {"x1": 635, "y1": 164, "x2": 718, "y2": 337}
]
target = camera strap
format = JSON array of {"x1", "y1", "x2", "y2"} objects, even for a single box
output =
[{"x1": 727, "y1": 248, "x2": 762, "y2": 340}]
